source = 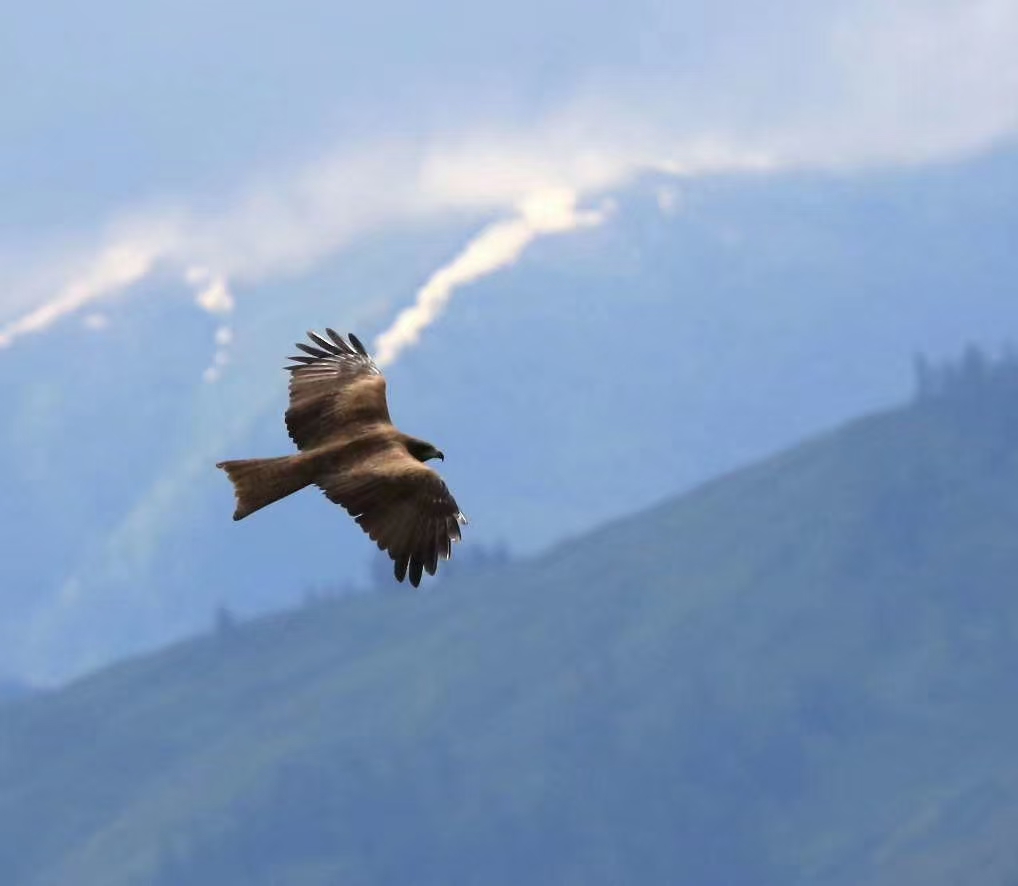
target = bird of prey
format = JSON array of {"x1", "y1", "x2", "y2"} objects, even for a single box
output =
[{"x1": 217, "y1": 329, "x2": 466, "y2": 587}]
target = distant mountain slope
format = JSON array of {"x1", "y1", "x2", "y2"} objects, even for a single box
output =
[
  {"x1": 2, "y1": 359, "x2": 1018, "y2": 885},
  {"x1": 0, "y1": 679, "x2": 34, "y2": 705},
  {"x1": 4, "y1": 150, "x2": 1018, "y2": 682}
]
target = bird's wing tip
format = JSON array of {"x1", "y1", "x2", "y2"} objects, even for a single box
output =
[{"x1": 348, "y1": 332, "x2": 369, "y2": 357}]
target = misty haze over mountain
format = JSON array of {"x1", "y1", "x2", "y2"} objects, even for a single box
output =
[
  {"x1": 0, "y1": 0, "x2": 1016, "y2": 704},
  {"x1": 2, "y1": 147, "x2": 1017, "y2": 682}
]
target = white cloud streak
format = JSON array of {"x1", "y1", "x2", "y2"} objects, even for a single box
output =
[
  {"x1": 0, "y1": 0, "x2": 1015, "y2": 360},
  {"x1": 374, "y1": 188, "x2": 608, "y2": 366},
  {"x1": 0, "y1": 241, "x2": 158, "y2": 348},
  {"x1": 183, "y1": 266, "x2": 237, "y2": 382},
  {"x1": 202, "y1": 326, "x2": 235, "y2": 383},
  {"x1": 186, "y1": 266, "x2": 235, "y2": 315}
]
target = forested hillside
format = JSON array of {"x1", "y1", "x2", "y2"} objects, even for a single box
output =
[{"x1": 2, "y1": 353, "x2": 1017, "y2": 885}]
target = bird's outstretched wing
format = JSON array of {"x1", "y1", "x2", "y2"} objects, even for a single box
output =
[
  {"x1": 317, "y1": 452, "x2": 467, "y2": 587},
  {"x1": 285, "y1": 329, "x2": 390, "y2": 451}
]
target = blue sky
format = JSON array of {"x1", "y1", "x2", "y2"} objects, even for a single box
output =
[{"x1": 3, "y1": 0, "x2": 1017, "y2": 361}]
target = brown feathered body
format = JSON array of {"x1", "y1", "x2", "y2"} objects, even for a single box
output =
[{"x1": 217, "y1": 330, "x2": 466, "y2": 587}]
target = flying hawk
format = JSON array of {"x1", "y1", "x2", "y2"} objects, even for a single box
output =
[{"x1": 217, "y1": 329, "x2": 466, "y2": 587}]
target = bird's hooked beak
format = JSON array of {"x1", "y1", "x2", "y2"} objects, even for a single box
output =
[{"x1": 436, "y1": 450, "x2": 445, "y2": 461}]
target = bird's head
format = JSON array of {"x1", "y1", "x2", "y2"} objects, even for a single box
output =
[{"x1": 405, "y1": 437, "x2": 444, "y2": 463}]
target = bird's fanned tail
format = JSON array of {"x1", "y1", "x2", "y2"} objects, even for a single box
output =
[{"x1": 216, "y1": 455, "x2": 315, "y2": 521}]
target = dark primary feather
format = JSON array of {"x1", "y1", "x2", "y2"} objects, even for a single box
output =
[
  {"x1": 295, "y1": 342, "x2": 332, "y2": 359},
  {"x1": 348, "y1": 332, "x2": 370, "y2": 356},
  {"x1": 284, "y1": 328, "x2": 379, "y2": 375},
  {"x1": 284, "y1": 330, "x2": 388, "y2": 450},
  {"x1": 317, "y1": 456, "x2": 466, "y2": 588},
  {"x1": 307, "y1": 330, "x2": 344, "y2": 353}
]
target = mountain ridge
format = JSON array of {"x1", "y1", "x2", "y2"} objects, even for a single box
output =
[
  {"x1": 2, "y1": 357, "x2": 1017, "y2": 884},
  {"x1": 4, "y1": 151, "x2": 1018, "y2": 680}
]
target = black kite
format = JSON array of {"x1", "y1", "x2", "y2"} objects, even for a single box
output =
[{"x1": 217, "y1": 329, "x2": 466, "y2": 587}]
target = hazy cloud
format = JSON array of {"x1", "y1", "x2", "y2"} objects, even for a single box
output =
[
  {"x1": 187, "y1": 267, "x2": 235, "y2": 316},
  {"x1": 202, "y1": 325, "x2": 235, "y2": 384},
  {"x1": 1, "y1": 0, "x2": 1015, "y2": 360},
  {"x1": 81, "y1": 313, "x2": 110, "y2": 332},
  {"x1": 374, "y1": 189, "x2": 609, "y2": 366},
  {"x1": 0, "y1": 240, "x2": 158, "y2": 348}
]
